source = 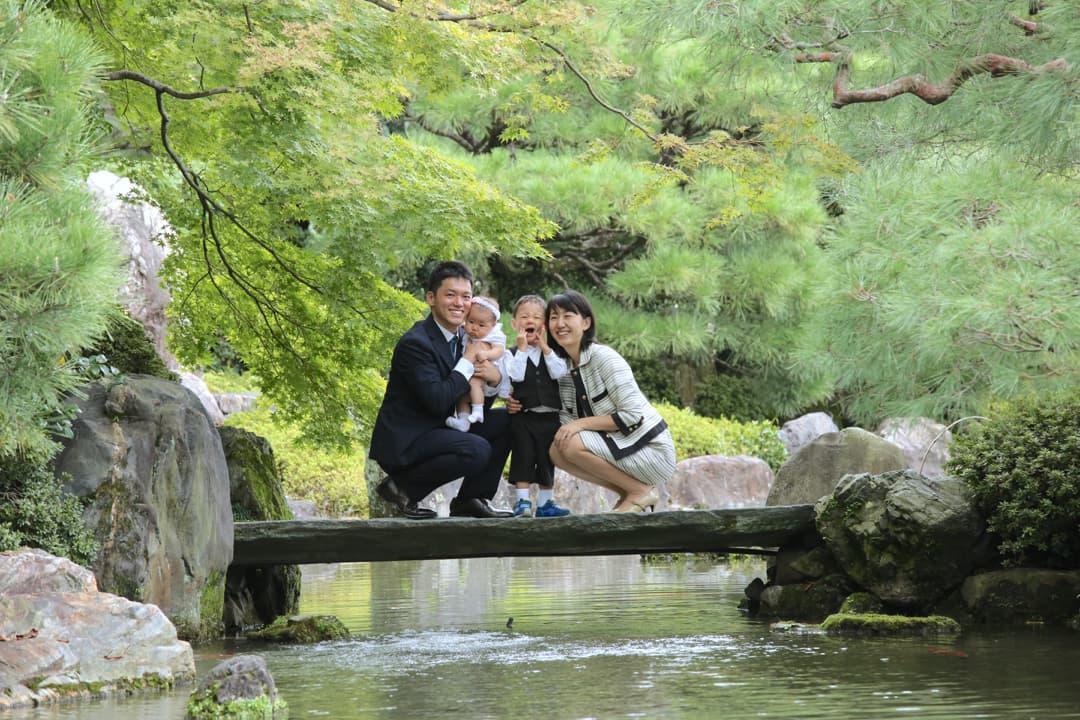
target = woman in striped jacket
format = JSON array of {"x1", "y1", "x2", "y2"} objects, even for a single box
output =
[{"x1": 546, "y1": 290, "x2": 676, "y2": 512}]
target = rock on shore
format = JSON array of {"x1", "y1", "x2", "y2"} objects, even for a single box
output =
[{"x1": 0, "y1": 548, "x2": 195, "y2": 711}]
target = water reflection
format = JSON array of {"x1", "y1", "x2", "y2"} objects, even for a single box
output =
[{"x1": 17, "y1": 555, "x2": 1080, "y2": 719}]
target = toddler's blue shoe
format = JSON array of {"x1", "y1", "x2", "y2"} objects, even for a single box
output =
[
  {"x1": 513, "y1": 499, "x2": 533, "y2": 517},
  {"x1": 535, "y1": 499, "x2": 570, "y2": 517}
]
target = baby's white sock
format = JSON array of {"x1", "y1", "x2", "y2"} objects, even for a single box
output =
[{"x1": 445, "y1": 413, "x2": 471, "y2": 432}]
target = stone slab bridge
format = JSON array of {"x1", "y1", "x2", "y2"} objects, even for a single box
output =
[{"x1": 232, "y1": 505, "x2": 817, "y2": 566}]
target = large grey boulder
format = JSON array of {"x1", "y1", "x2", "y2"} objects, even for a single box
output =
[
  {"x1": 777, "y1": 412, "x2": 838, "y2": 456},
  {"x1": 766, "y1": 427, "x2": 907, "y2": 506},
  {"x1": 876, "y1": 417, "x2": 953, "y2": 478},
  {"x1": 52, "y1": 375, "x2": 233, "y2": 641},
  {"x1": 0, "y1": 549, "x2": 194, "y2": 711},
  {"x1": 86, "y1": 170, "x2": 175, "y2": 370},
  {"x1": 665, "y1": 455, "x2": 774, "y2": 509},
  {"x1": 220, "y1": 427, "x2": 301, "y2": 635},
  {"x1": 815, "y1": 469, "x2": 987, "y2": 611}
]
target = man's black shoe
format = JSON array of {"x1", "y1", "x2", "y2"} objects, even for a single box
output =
[
  {"x1": 376, "y1": 477, "x2": 436, "y2": 520},
  {"x1": 449, "y1": 497, "x2": 516, "y2": 519}
]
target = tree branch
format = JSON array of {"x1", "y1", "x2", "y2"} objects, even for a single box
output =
[
  {"x1": 405, "y1": 110, "x2": 480, "y2": 152},
  {"x1": 105, "y1": 71, "x2": 375, "y2": 322},
  {"x1": 105, "y1": 69, "x2": 234, "y2": 99},
  {"x1": 359, "y1": 0, "x2": 533, "y2": 29},
  {"x1": 793, "y1": 52, "x2": 843, "y2": 64},
  {"x1": 534, "y1": 39, "x2": 658, "y2": 143},
  {"x1": 1008, "y1": 15, "x2": 1040, "y2": 36},
  {"x1": 832, "y1": 53, "x2": 1069, "y2": 108}
]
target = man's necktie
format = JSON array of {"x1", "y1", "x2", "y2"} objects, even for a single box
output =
[{"x1": 449, "y1": 335, "x2": 459, "y2": 362}]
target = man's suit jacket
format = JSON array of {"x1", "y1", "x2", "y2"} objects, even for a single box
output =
[{"x1": 369, "y1": 314, "x2": 470, "y2": 469}]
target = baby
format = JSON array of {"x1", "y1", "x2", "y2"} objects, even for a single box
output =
[{"x1": 446, "y1": 296, "x2": 506, "y2": 431}]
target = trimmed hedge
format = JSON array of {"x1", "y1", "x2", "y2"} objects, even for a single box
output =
[{"x1": 657, "y1": 402, "x2": 786, "y2": 471}]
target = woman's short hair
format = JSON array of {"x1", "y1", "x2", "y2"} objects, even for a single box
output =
[{"x1": 546, "y1": 289, "x2": 596, "y2": 357}]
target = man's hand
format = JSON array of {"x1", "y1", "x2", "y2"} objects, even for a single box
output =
[
  {"x1": 505, "y1": 394, "x2": 523, "y2": 414},
  {"x1": 473, "y1": 358, "x2": 502, "y2": 387}
]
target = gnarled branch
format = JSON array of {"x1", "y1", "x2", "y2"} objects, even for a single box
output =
[
  {"x1": 103, "y1": 70, "x2": 375, "y2": 325},
  {"x1": 832, "y1": 53, "x2": 1069, "y2": 108}
]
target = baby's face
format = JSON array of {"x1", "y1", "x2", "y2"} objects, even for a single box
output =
[
  {"x1": 465, "y1": 304, "x2": 497, "y2": 339},
  {"x1": 511, "y1": 301, "x2": 546, "y2": 339}
]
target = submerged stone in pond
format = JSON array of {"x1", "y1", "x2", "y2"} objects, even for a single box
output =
[
  {"x1": 245, "y1": 614, "x2": 350, "y2": 643},
  {"x1": 820, "y1": 612, "x2": 961, "y2": 636}
]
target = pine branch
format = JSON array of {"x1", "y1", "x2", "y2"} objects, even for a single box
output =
[
  {"x1": 405, "y1": 110, "x2": 481, "y2": 152},
  {"x1": 1008, "y1": 15, "x2": 1040, "y2": 36},
  {"x1": 831, "y1": 53, "x2": 1069, "y2": 108}
]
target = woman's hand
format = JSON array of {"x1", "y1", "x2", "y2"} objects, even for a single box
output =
[{"x1": 553, "y1": 420, "x2": 583, "y2": 450}]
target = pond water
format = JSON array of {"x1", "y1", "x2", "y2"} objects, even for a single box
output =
[{"x1": 16, "y1": 555, "x2": 1080, "y2": 719}]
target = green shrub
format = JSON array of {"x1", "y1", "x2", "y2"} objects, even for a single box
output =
[
  {"x1": 657, "y1": 403, "x2": 787, "y2": 471},
  {"x1": 0, "y1": 455, "x2": 98, "y2": 566},
  {"x1": 82, "y1": 310, "x2": 178, "y2": 381},
  {"x1": 947, "y1": 392, "x2": 1080, "y2": 568},
  {"x1": 692, "y1": 373, "x2": 775, "y2": 423}
]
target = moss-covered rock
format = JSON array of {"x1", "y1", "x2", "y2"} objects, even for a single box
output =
[
  {"x1": 838, "y1": 592, "x2": 884, "y2": 615},
  {"x1": 186, "y1": 655, "x2": 286, "y2": 719},
  {"x1": 815, "y1": 469, "x2": 986, "y2": 611},
  {"x1": 245, "y1": 615, "x2": 349, "y2": 644},
  {"x1": 219, "y1": 428, "x2": 292, "y2": 523},
  {"x1": 220, "y1": 427, "x2": 301, "y2": 636},
  {"x1": 83, "y1": 311, "x2": 178, "y2": 381},
  {"x1": 757, "y1": 573, "x2": 855, "y2": 623},
  {"x1": 821, "y1": 612, "x2": 961, "y2": 636},
  {"x1": 959, "y1": 568, "x2": 1080, "y2": 625},
  {"x1": 52, "y1": 376, "x2": 233, "y2": 644}
]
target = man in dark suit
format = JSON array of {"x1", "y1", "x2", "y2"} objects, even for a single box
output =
[{"x1": 369, "y1": 261, "x2": 515, "y2": 519}]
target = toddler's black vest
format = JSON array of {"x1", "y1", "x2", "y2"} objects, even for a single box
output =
[{"x1": 510, "y1": 349, "x2": 561, "y2": 410}]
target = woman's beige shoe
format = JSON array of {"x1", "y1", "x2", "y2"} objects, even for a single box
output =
[{"x1": 610, "y1": 489, "x2": 659, "y2": 513}]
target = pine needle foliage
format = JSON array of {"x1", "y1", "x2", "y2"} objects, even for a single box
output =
[
  {"x1": 0, "y1": 1, "x2": 122, "y2": 461},
  {"x1": 799, "y1": 157, "x2": 1080, "y2": 424}
]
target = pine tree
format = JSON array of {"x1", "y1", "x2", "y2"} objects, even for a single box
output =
[{"x1": 0, "y1": 1, "x2": 122, "y2": 460}]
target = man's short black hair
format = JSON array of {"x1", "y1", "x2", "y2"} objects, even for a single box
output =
[{"x1": 426, "y1": 261, "x2": 474, "y2": 294}]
